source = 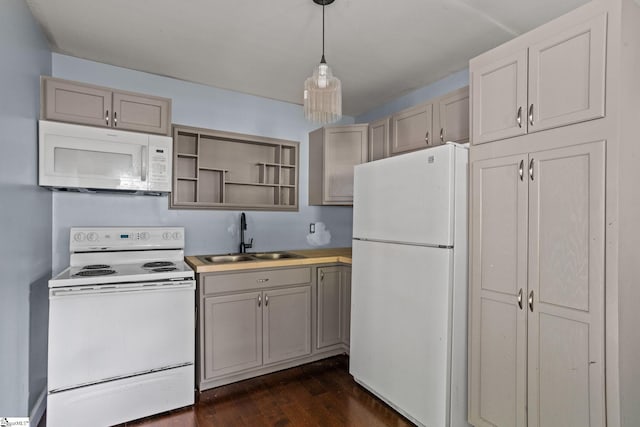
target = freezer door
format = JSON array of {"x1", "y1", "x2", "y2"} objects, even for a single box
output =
[
  {"x1": 353, "y1": 144, "x2": 458, "y2": 246},
  {"x1": 350, "y1": 239, "x2": 453, "y2": 426}
]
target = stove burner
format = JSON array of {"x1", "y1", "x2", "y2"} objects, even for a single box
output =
[
  {"x1": 143, "y1": 261, "x2": 175, "y2": 268},
  {"x1": 82, "y1": 264, "x2": 111, "y2": 270},
  {"x1": 73, "y1": 269, "x2": 116, "y2": 277},
  {"x1": 151, "y1": 267, "x2": 178, "y2": 272}
]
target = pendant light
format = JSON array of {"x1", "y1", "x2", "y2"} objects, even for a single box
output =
[{"x1": 303, "y1": 0, "x2": 342, "y2": 124}]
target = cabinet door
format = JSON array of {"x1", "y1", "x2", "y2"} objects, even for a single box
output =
[
  {"x1": 528, "y1": 14, "x2": 606, "y2": 134},
  {"x1": 263, "y1": 286, "x2": 311, "y2": 365},
  {"x1": 471, "y1": 50, "x2": 528, "y2": 144},
  {"x1": 43, "y1": 78, "x2": 112, "y2": 128},
  {"x1": 527, "y1": 141, "x2": 605, "y2": 427},
  {"x1": 341, "y1": 267, "x2": 351, "y2": 348},
  {"x1": 317, "y1": 267, "x2": 342, "y2": 349},
  {"x1": 391, "y1": 102, "x2": 433, "y2": 155},
  {"x1": 113, "y1": 92, "x2": 171, "y2": 135},
  {"x1": 468, "y1": 154, "x2": 528, "y2": 427},
  {"x1": 203, "y1": 292, "x2": 262, "y2": 379},
  {"x1": 368, "y1": 117, "x2": 390, "y2": 161},
  {"x1": 437, "y1": 87, "x2": 469, "y2": 144},
  {"x1": 323, "y1": 125, "x2": 368, "y2": 204}
]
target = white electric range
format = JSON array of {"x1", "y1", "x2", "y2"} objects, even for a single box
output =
[{"x1": 47, "y1": 227, "x2": 195, "y2": 427}]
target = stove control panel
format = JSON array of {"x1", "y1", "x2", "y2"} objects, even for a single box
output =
[{"x1": 70, "y1": 227, "x2": 185, "y2": 252}]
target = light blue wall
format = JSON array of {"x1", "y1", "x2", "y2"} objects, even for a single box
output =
[
  {"x1": 51, "y1": 54, "x2": 355, "y2": 273},
  {"x1": 356, "y1": 69, "x2": 469, "y2": 123},
  {"x1": 0, "y1": 0, "x2": 52, "y2": 419}
]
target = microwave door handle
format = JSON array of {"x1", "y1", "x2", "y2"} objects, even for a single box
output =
[{"x1": 141, "y1": 145, "x2": 147, "y2": 182}]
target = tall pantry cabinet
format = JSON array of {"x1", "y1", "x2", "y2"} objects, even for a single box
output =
[{"x1": 468, "y1": 0, "x2": 640, "y2": 426}]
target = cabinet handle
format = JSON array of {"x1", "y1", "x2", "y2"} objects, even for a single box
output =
[
  {"x1": 256, "y1": 278, "x2": 269, "y2": 283},
  {"x1": 425, "y1": 131, "x2": 430, "y2": 145},
  {"x1": 517, "y1": 106, "x2": 522, "y2": 128},
  {"x1": 114, "y1": 111, "x2": 118, "y2": 127},
  {"x1": 105, "y1": 110, "x2": 109, "y2": 126},
  {"x1": 528, "y1": 290, "x2": 534, "y2": 312},
  {"x1": 265, "y1": 295, "x2": 269, "y2": 306},
  {"x1": 258, "y1": 294, "x2": 262, "y2": 307},
  {"x1": 320, "y1": 270, "x2": 324, "y2": 282},
  {"x1": 440, "y1": 128, "x2": 444, "y2": 143},
  {"x1": 517, "y1": 288, "x2": 523, "y2": 310},
  {"x1": 519, "y1": 160, "x2": 524, "y2": 181},
  {"x1": 529, "y1": 158, "x2": 534, "y2": 181},
  {"x1": 528, "y1": 104, "x2": 534, "y2": 126}
]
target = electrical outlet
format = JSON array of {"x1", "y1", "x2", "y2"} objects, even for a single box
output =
[{"x1": 309, "y1": 223, "x2": 315, "y2": 233}]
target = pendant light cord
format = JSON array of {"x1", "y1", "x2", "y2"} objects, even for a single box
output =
[{"x1": 321, "y1": 2, "x2": 326, "y2": 63}]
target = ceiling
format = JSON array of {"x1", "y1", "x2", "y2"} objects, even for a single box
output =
[{"x1": 25, "y1": 0, "x2": 589, "y2": 117}]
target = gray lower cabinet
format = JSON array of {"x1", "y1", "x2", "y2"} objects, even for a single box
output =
[
  {"x1": 203, "y1": 291, "x2": 263, "y2": 379},
  {"x1": 198, "y1": 264, "x2": 350, "y2": 390},
  {"x1": 469, "y1": 140, "x2": 605, "y2": 427},
  {"x1": 41, "y1": 76, "x2": 171, "y2": 135},
  {"x1": 309, "y1": 125, "x2": 369, "y2": 205},
  {"x1": 262, "y1": 286, "x2": 312, "y2": 364},
  {"x1": 316, "y1": 266, "x2": 352, "y2": 351}
]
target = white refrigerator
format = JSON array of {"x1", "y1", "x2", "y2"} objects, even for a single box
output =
[{"x1": 350, "y1": 143, "x2": 470, "y2": 427}]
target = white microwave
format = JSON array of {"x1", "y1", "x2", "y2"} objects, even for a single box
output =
[{"x1": 38, "y1": 120, "x2": 172, "y2": 194}]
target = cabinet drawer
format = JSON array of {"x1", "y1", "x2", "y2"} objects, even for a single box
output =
[{"x1": 204, "y1": 267, "x2": 311, "y2": 294}]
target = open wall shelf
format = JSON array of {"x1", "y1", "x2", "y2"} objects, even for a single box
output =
[{"x1": 170, "y1": 125, "x2": 299, "y2": 211}]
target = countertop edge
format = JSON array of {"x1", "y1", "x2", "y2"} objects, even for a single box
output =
[{"x1": 185, "y1": 248, "x2": 352, "y2": 274}]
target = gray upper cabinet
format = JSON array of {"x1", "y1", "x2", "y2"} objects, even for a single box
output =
[
  {"x1": 391, "y1": 102, "x2": 433, "y2": 155},
  {"x1": 471, "y1": 13, "x2": 606, "y2": 144},
  {"x1": 309, "y1": 124, "x2": 368, "y2": 206},
  {"x1": 436, "y1": 86, "x2": 470, "y2": 144},
  {"x1": 368, "y1": 117, "x2": 390, "y2": 161},
  {"x1": 41, "y1": 76, "x2": 171, "y2": 136},
  {"x1": 468, "y1": 141, "x2": 605, "y2": 427},
  {"x1": 172, "y1": 125, "x2": 299, "y2": 211}
]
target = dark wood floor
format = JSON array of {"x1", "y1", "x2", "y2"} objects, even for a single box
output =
[{"x1": 121, "y1": 356, "x2": 413, "y2": 427}]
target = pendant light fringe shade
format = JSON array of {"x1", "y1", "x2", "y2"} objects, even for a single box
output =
[{"x1": 304, "y1": 0, "x2": 342, "y2": 124}]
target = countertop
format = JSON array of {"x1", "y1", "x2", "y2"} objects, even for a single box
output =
[{"x1": 185, "y1": 247, "x2": 352, "y2": 273}]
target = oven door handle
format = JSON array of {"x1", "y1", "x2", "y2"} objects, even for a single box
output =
[{"x1": 50, "y1": 281, "x2": 195, "y2": 297}]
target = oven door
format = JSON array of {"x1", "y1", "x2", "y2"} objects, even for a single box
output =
[
  {"x1": 48, "y1": 280, "x2": 195, "y2": 393},
  {"x1": 39, "y1": 120, "x2": 150, "y2": 192}
]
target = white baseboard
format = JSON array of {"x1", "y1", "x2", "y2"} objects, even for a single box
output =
[{"x1": 30, "y1": 387, "x2": 47, "y2": 427}]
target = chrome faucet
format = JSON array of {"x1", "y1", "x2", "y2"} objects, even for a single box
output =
[{"x1": 239, "y1": 212, "x2": 253, "y2": 253}]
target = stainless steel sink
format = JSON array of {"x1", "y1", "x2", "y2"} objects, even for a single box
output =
[
  {"x1": 198, "y1": 251, "x2": 304, "y2": 264},
  {"x1": 251, "y1": 252, "x2": 301, "y2": 260},
  {"x1": 200, "y1": 254, "x2": 255, "y2": 263}
]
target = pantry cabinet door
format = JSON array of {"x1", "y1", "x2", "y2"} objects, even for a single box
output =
[
  {"x1": 527, "y1": 141, "x2": 606, "y2": 427},
  {"x1": 527, "y1": 14, "x2": 606, "y2": 134},
  {"x1": 468, "y1": 154, "x2": 528, "y2": 427},
  {"x1": 471, "y1": 50, "x2": 528, "y2": 145}
]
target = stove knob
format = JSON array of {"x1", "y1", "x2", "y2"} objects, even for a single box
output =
[
  {"x1": 172, "y1": 231, "x2": 182, "y2": 240},
  {"x1": 87, "y1": 232, "x2": 99, "y2": 242},
  {"x1": 162, "y1": 232, "x2": 171, "y2": 240},
  {"x1": 141, "y1": 232, "x2": 151, "y2": 240},
  {"x1": 73, "y1": 232, "x2": 86, "y2": 242}
]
